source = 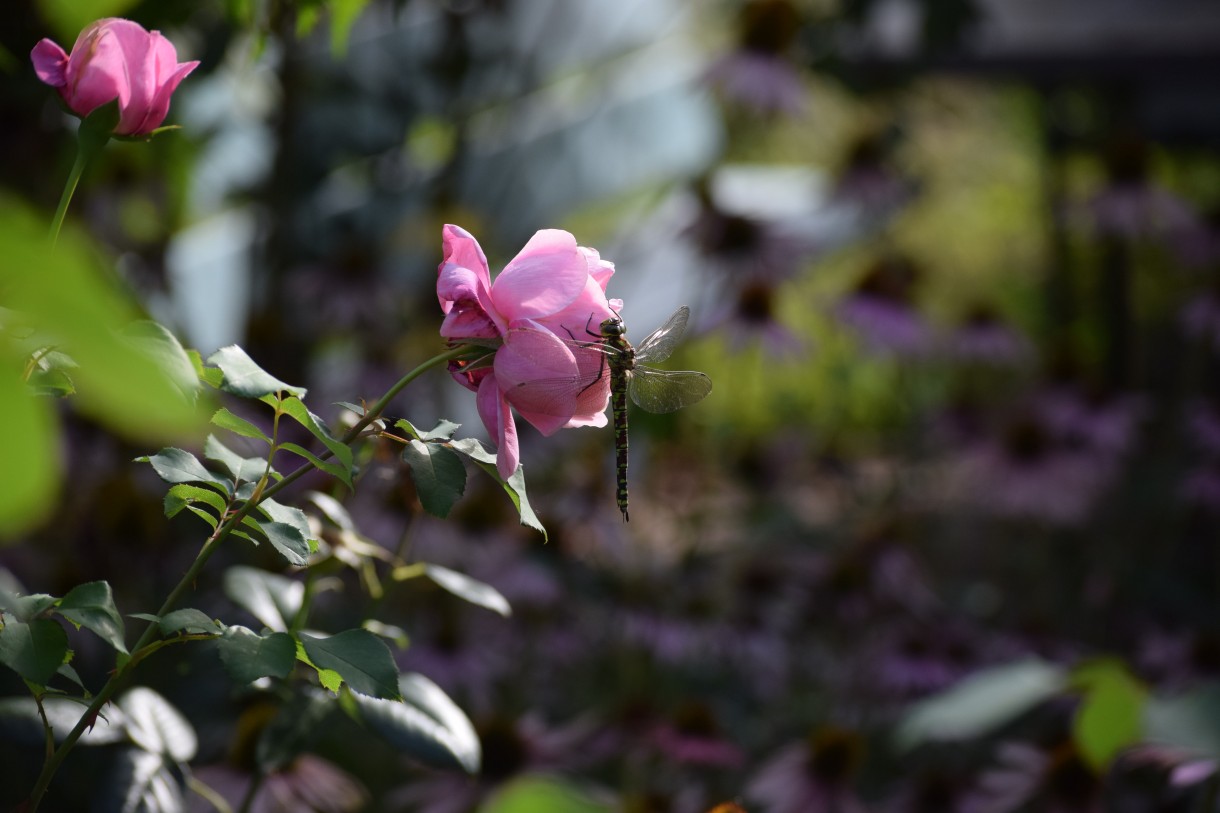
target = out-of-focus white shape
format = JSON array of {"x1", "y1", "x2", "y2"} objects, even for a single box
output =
[{"x1": 165, "y1": 208, "x2": 256, "y2": 354}]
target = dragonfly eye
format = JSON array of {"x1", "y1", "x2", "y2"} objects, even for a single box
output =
[{"x1": 599, "y1": 318, "x2": 625, "y2": 337}]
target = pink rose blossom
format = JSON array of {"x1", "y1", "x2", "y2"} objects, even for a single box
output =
[
  {"x1": 31, "y1": 18, "x2": 199, "y2": 137},
  {"x1": 437, "y1": 225, "x2": 620, "y2": 478}
]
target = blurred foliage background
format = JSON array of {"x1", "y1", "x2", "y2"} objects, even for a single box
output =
[{"x1": 4, "y1": 0, "x2": 1220, "y2": 810}]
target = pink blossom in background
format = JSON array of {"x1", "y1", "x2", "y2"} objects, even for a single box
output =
[
  {"x1": 31, "y1": 18, "x2": 199, "y2": 137},
  {"x1": 437, "y1": 225, "x2": 620, "y2": 478}
]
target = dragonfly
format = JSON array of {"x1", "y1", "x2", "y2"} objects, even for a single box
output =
[{"x1": 517, "y1": 306, "x2": 712, "y2": 521}]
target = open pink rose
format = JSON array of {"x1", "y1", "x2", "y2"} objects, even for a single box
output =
[
  {"x1": 438, "y1": 225, "x2": 621, "y2": 478},
  {"x1": 31, "y1": 18, "x2": 199, "y2": 137}
]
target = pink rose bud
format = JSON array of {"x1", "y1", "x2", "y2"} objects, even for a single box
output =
[{"x1": 31, "y1": 18, "x2": 199, "y2": 137}]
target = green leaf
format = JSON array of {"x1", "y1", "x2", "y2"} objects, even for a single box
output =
[
  {"x1": 156, "y1": 609, "x2": 222, "y2": 636},
  {"x1": 0, "y1": 615, "x2": 70, "y2": 685},
  {"x1": 294, "y1": 639, "x2": 343, "y2": 693},
  {"x1": 207, "y1": 345, "x2": 306, "y2": 399},
  {"x1": 163, "y1": 483, "x2": 228, "y2": 523},
  {"x1": 258, "y1": 498, "x2": 314, "y2": 544},
  {"x1": 1071, "y1": 659, "x2": 1147, "y2": 770},
  {"x1": 299, "y1": 630, "x2": 400, "y2": 700},
  {"x1": 216, "y1": 626, "x2": 296, "y2": 684},
  {"x1": 0, "y1": 355, "x2": 58, "y2": 538},
  {"x1": 118, "y1": 686, "x2": 197, "y2": 762},
  {"x1": 422, "y1": 564, "x2": 510, "y2": 617},
  {"x1": 189, "y1": 349, "x2": 224, "y2": 389},
  {"x1": 222, "y1": 566, "x2": 304, "y2": 633},
  {"x1": 403, "y1": 441, "x2": 467, "y2": 518},
  {"x1": 479, "y1": 776, "x2": 614, "y2": 813},
  {"x1": 278, "y1": 397, "x2": 353, "y2": 481},
  {"x1": 397, "y1": 419, "x2": 461, "y2": 441},
  {"x1": 278, "y1": 441, "x2": 353, "y2": 488},
  {"x1": 211, "y1": 407, "x2": 271, "y2": 443},
  {"x1": 5, "y1": 594, "x2": 59, "y2": 623},
  {"x1": 449, "y1": 438, "x2": 547, "y2": 540},
  {"x1": 26, "y1": 348, "x2": 77, "y2": 397},
  {"x1": 204, "y1": 434, "x2": 273, "y2": 483},
  {"x1": 896, "y1": 659, "x2": 1067, "y2": 750},
  {"x1": 350, "y1": 672, "x2": 480, "y2": 773},
  {"x1": 137, "y1": 448, "x2": 232, "y2": 493},
  {"x1": 57, "y1": 581, "x2": 127, "y2": 654},
  {"x1": 250, "y1": 520, "x2": 310, "y2": 567},
  {"x1": 1145, "y1": 683, "x2": 1220, "y2": 759}
]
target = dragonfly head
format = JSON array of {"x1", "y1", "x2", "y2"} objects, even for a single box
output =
[{"x1": 599, "y1": 317, "x2": 625, "y2": 339}]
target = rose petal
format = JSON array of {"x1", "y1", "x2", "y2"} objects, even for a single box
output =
[
  {"x1": 491, "y1": 229, "x2": 589, "y2": 322},
  {"x1": 495, "y1": 326, "x2": 582, "y2": 436},
  {"x1": 476, "y1": 374, "x2": 519, "y2": 480},
  {"x1": 31, "y1": 39, "x2": 69, "y2": 87}
]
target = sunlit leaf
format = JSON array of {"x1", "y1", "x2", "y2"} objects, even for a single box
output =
[
  {"x1": 118, "y1": 686, "x2": 197, "y2": 762},
  {"x1": 449, "y1": 438, "x2": 546, "y2": 540},
  {"x1": 58, "y1": 581, "x2": 127, "y2": 654},
  {"x1": 252, "y1": 520, "x2": 310, "y2": 567},
  {"x1": 204, "y1": 434, "x2": 272, "y2": 483},
  {"x1": 0, "y1": 695, "x2": 127, "y2": 745},
  {"x1": 119, "y1": 320, "x2": 199, "y2": 402},
  {"x1": 100, "y1": 746, "x2": 186, "y2": 813},
  {"x1": 305, "y1": 491, "x2": 355, "y2": 532},
  {"x1": 1145, "y1": 682, "x2": 1220, "y2": 759},
  {"x1": 278, "y1": 397, "x2": 353, "y2": 485},
  {"x1": 257, "y1": 499, "x2": 314, "y2": 546},
  {"x1": 211, "y1": 407, "x2": 271, "y2": 443},
  {"x1": 155, "y1": 609, "x2": 221, "y2": 637},
  {"x1": 208, "y1": 345, "x2": 305, "y2": 399},
  {"x1": 350, "y1": 672, "x2": 480, "y2": 773},
  {"x1": 299, "y1": 629, "x2": 400, "y2": 700},
  {"x1": 278, "y1": 441, "x2": 353, "y2": 488}
]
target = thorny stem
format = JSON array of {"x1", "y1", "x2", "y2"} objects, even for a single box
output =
[{"x1": 22, "y1": 344, "x2": 471, "y2": 812}]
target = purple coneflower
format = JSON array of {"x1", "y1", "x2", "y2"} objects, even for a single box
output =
[
  {"x1": 1085, "y1": 134, "x2": 1198, "y2": 242},
  {"x1": 189, "y1": 754, "x2": 367, "y2": 813},
  {"x1": 747, "y1": 726, "x2": 869, "y2": 813},
  {"x1": 704, "y1": 0, "x2": 807, "y2": 118},
  {"x1": 942, "y1": 306, "x2": 1032, "y2": 367},
  {"x1": 835, "y1": 254, "x2": 932, "y2": 357}
]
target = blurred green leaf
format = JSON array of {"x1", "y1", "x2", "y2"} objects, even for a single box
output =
[
  {"x1": 256, "y1": 687, "x2": 334, "y2": 772},
  {"x1": 403, "y1": 441, "x2": 467, "y2": 518},
  {"x1": 1145, "y1": 682, "x2": 1220, "y2": 759},
  {"x1": 99, "y1": 747, "x2": 185, "y2": 813},
  {"x1": 119, "y1": 320, "x2": 198, "y2": 402},
  {"x1": 299, "y1": 630, "x2": 400, "y2": 700},
  {"x1": 0, "y1": 614, "x2": 70, "y2": 685},
  {"x1": 25, "y1": 348, "x2": 78, "y2": 397},
  {"x1": 1071, "y1": 659, "x2": 1147, "y2": 770},
  {"x1": 118, "y1": 686, "x2": 197, "y2": 762},
  {"x1": 137, "y1": 448, "x2": 232, "y2": 493},
  {"x1": 2, "y1": 593, "x2": 58, "y2": 622},
  {"x1": 57, "y1": 581, "x2": 127, "y2": 654},
  {"x1": 36, "y1": 0, "x2": 144, "y2": 44},
  {"x1": 422, "y1": 564, "x2": 511, "y2": 617},
  {"x1": 222, "y1": 566, "x2": 304, "y2": 633},
  {"x1": 350, "y1": 672, "x2": 480, "y2": 773},
  {"x1": 208, "y1": 345, "x2": 305, "y2": 399},
  {"x1": 479, "y1": 776, "x2": 613, "y2": 813},
  {"x1": 216, "y1": 626, "x2": 296, "y2": 684},
  {"x1": 0, "y1": 355, "x2": 59, "y2": 539},
  {"x1": 2, "y1": 203, "x2": 203, "y2": 440},
  {"x1": 896, "y1": 659, "x2": 1066, "y2": 750},
  {"x1": 304, "y1": 491, "x2": 355, "y2": 532},
  {"x1": 0, "y1": 695, "x2": 126, "y2": 745}
]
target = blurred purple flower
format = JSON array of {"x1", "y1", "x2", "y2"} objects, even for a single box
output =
[
  {"x1": 829, "y1": 130, "x2": 919, "y2": 219},
  {"x1": 747, "y1": 727, "x2": 869, "y2": 813},
  {"x1": 968, "y1": 741, "x2": 1101, "y2": 813},
  {"x1": 1180, "y1": 287, "x2": 1220, "y2": 353},
  {"x1": 704, "y1": 0, "x2": 806, "y2": 117},
  {"x1": 706, "y1": 279, "x2": 808, "y2": 358},
  {"x1": 189, "y1": 754, "x2": 367, "y2": 813},
  {"x1": 835, "y1": 254, "x2": 932, "y2": 357},
  {"x1": 1084, "y1": 134, "x2": 1198, "y2": 242},
  {"x1": 649, "y1": 703, "x2": 746, "y2": 769},
  {"x1": 942, "y1": 307, "x2": 1032, "y2": 367},
  {"x1": 1033, "y1": 385, "x2": 1147, "y2": 458},
  {"x1": 1180, "y1": 462, "x2": 1220, "y2": 512},
  {"x1": 940, "y1": 410, "x2": 1115, "y2": 526}
]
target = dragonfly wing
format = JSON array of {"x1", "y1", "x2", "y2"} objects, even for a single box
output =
[
  {"x1": 627, "y1": 367, "x2": 712, "y2": 414},
  {"x1": 633, "y1": 306, "x2": 690, "y2": 365}
]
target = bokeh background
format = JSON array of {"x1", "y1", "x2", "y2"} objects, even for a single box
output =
[{"x1": 4, "y1": 0, "x2": 1220, "y2": 810}]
